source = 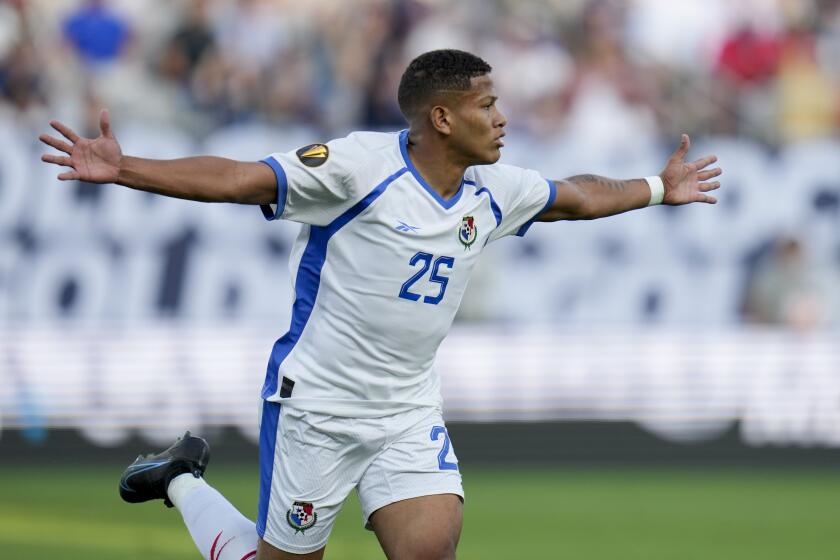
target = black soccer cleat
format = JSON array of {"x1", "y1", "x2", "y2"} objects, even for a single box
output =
[{"x1": 119, "y1": 431, "x2": 210, "y2": 508}]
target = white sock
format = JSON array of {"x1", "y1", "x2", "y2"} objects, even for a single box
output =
[{"x1": 167, "y1": 474, "x2": 258, "y2": 560}]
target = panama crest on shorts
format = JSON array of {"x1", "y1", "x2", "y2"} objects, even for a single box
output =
[
  {"x1": 286, "y1": 501, "x2": 318, "y2": 533},
  {"x1": 458, "y1": 215, "x2": 477, "y2": 250}
]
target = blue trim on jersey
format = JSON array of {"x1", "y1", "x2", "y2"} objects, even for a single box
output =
[
  {"x1": 257, "y1": 400, "x2": 281, "y2": 538},
  {"x1": 474, "y1": 187, "x2": 503, "y2": 227},
  {"x1": 515, "y1": 179, "x2": 557, "y2": 237},
  {"x1": 399, "y1": 130, "x2": 464, "y2": 209},
  {"x1": 261, "y1": 166, "x2": 409, "y2": 397},
  {"x1": 259, "y1": 157, "x2": 288, "y2": 221}
]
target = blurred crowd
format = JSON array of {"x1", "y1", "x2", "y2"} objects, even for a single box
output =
[
  {"x1": 1, "y1": 0, "x2": 839, "y2": 330},
  {"x1": 2, "y1": 0, "x2": 840, "y2": 144}
]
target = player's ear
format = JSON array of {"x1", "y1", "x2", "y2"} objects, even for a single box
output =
[{"x1": 429, "y1": 105, "x2": 452, "y2": 136}]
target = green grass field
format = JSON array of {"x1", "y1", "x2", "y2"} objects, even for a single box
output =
[{"x1": 0, "y1": 464, "x2": 837, "y2": 559}]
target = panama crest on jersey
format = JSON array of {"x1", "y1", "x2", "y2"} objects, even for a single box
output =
[
  {"x1": 458, "y1": 215, "x2": 477, "y2": 249},
  {"x1": 286, "y1": 501, "x2": 318, "y2": 533}
]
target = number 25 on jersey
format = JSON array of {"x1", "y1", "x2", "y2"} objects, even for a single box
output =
[{"x1": 398, "y1": 252, "x2": 455, "y2": 305}]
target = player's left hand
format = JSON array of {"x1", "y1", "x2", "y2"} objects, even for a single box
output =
[{"x1": 659, "y1": 134, "x2": 721, "y2": 205}]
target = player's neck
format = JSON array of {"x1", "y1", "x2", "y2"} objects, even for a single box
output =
[{"x1": 406, "y1": 133, "x2": 467, "y2": 200}]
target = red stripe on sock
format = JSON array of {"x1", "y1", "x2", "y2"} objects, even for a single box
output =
[
  {"x1": 211, "y1": 531, "x2": 252, "y2": 560},
  {"x1": 216, "y1": 537, "x2": 235, "y2": 559},
  {"x1": 210, "y1": 532, "x2": 223, "y2": 560}
]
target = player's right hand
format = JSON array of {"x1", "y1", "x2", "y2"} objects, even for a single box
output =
[{"x1": 40, "y1": 108, "x2": 122, "y2": 184}]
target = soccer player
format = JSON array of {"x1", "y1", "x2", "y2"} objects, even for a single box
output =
[{"x1": 40, "y1": 50, "x2": 721, "y2": 560}]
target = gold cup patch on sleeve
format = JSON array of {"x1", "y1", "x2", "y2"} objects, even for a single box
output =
[{"x1": 296, "y1": 144, "x2": 329, "y2": 167}]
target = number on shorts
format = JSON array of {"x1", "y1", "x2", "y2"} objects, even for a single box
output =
[{"x1": 430, "y1": 425, "x2": 458, "y2": 471}]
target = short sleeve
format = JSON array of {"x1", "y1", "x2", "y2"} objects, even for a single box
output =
[
  {"x1": 259, "y1": 135, "x2": 364, "y2": 226},
  {"x1": 474, "y1": 164, "x2": 556, "y2": 242}
]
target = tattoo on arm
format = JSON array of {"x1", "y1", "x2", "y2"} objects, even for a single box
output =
[{"x1": 566, "y1": 174, "x2": 627, "y2": 193}]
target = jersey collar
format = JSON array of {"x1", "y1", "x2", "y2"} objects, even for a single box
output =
[{"x1": 399, "y1": 130, "x2": 465, "y2": 209}]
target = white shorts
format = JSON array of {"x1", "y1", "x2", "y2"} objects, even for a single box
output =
[{"x1": 255, "y1": 401, "x2": 464, "y2": 555}]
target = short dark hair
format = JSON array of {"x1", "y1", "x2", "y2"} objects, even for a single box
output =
[{"x1": 397, "y1": 49, "x2": 492, "y2": 120}]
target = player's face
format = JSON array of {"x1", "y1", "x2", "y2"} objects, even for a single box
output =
[{"x1": 448, "y1": 74, "x2": 507, "y2": 165}]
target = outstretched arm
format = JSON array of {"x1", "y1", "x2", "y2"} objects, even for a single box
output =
[
  {"x1": 539, "y1": 134, "x2": 721, "y2": 221},
  {"x1": 40, "y1": 109, "x2": 276, "y2": 205}
]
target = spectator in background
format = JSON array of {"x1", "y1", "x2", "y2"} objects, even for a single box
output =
[
  {"x1": 742, "y1": 236, "x2": 839, "y2": 330},
  {"x1": 0, "y1": 1, "x2": 46, "y2": 120},
  {"x1": 360, "y1": 1, "x2": 412, "y2": 128},
  {"x1": 315, "y1": 0, "x2": 413, "y2": 130},
  {"x1": 210, "y1": 0, "x2": 286, "y2": 123},
  {"x1": 159, "y1": 0, "x2": 216, "y2": 88},
  {"x1": 482, "y1": 12, "x2": 573, "y2": 137},
  {"x1": 0, "y1": 0, "x2": 22, "y2": 61},
  {"x1": 0, "y1": 41, "x2": 47, "y2": 116},
  {"x1": 775, "y1": 14, "x2": 839, "y2": 142},
  {"x1": 180, "y1": 0, "x2": 320, "y2": 127},
  {"x1": 156, "y1": 0, "x2": 222, "y2": 132},
  {"x1": 62, "y1": 0, "x2": 132, "y2": 68},
  {"x1": 714, "y1": 22, "x2": 780, "y2": 142},
  {"x1": 214, "y1": 0, "x2": 288, "y2": 69},
  {"x1": 815, "y1": 0, "x2": 840, "y2": 88},
  {"x1": 716, "y1": 25, "x2": 780, "y2": 87},
  {"x1": 63, "y1": 0, "x2": 177, "y2": 129},
  {"x1": 559, "y1": 0, "x2": 660, "y2": 162}
]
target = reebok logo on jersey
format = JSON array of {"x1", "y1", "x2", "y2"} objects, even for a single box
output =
[
  {"x1": 395, "y1": 221, "x2": 420, "y2": 233},
  {"x1": 296, "y1": 144, "x2": 329, "y2": 167}
]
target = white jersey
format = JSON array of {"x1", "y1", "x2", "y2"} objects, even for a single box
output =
[{"x1": 259, "y1": 130, "x2": 555, "y2": 417}]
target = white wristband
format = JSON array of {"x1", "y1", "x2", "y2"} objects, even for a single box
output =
[{"x1": 645, "y1": 175, "x2": 664, "y2": 206}]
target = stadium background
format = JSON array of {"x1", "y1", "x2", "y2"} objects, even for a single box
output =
[{"x1": 1, "y1": 0, "x2": 839, "y2": 558}]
